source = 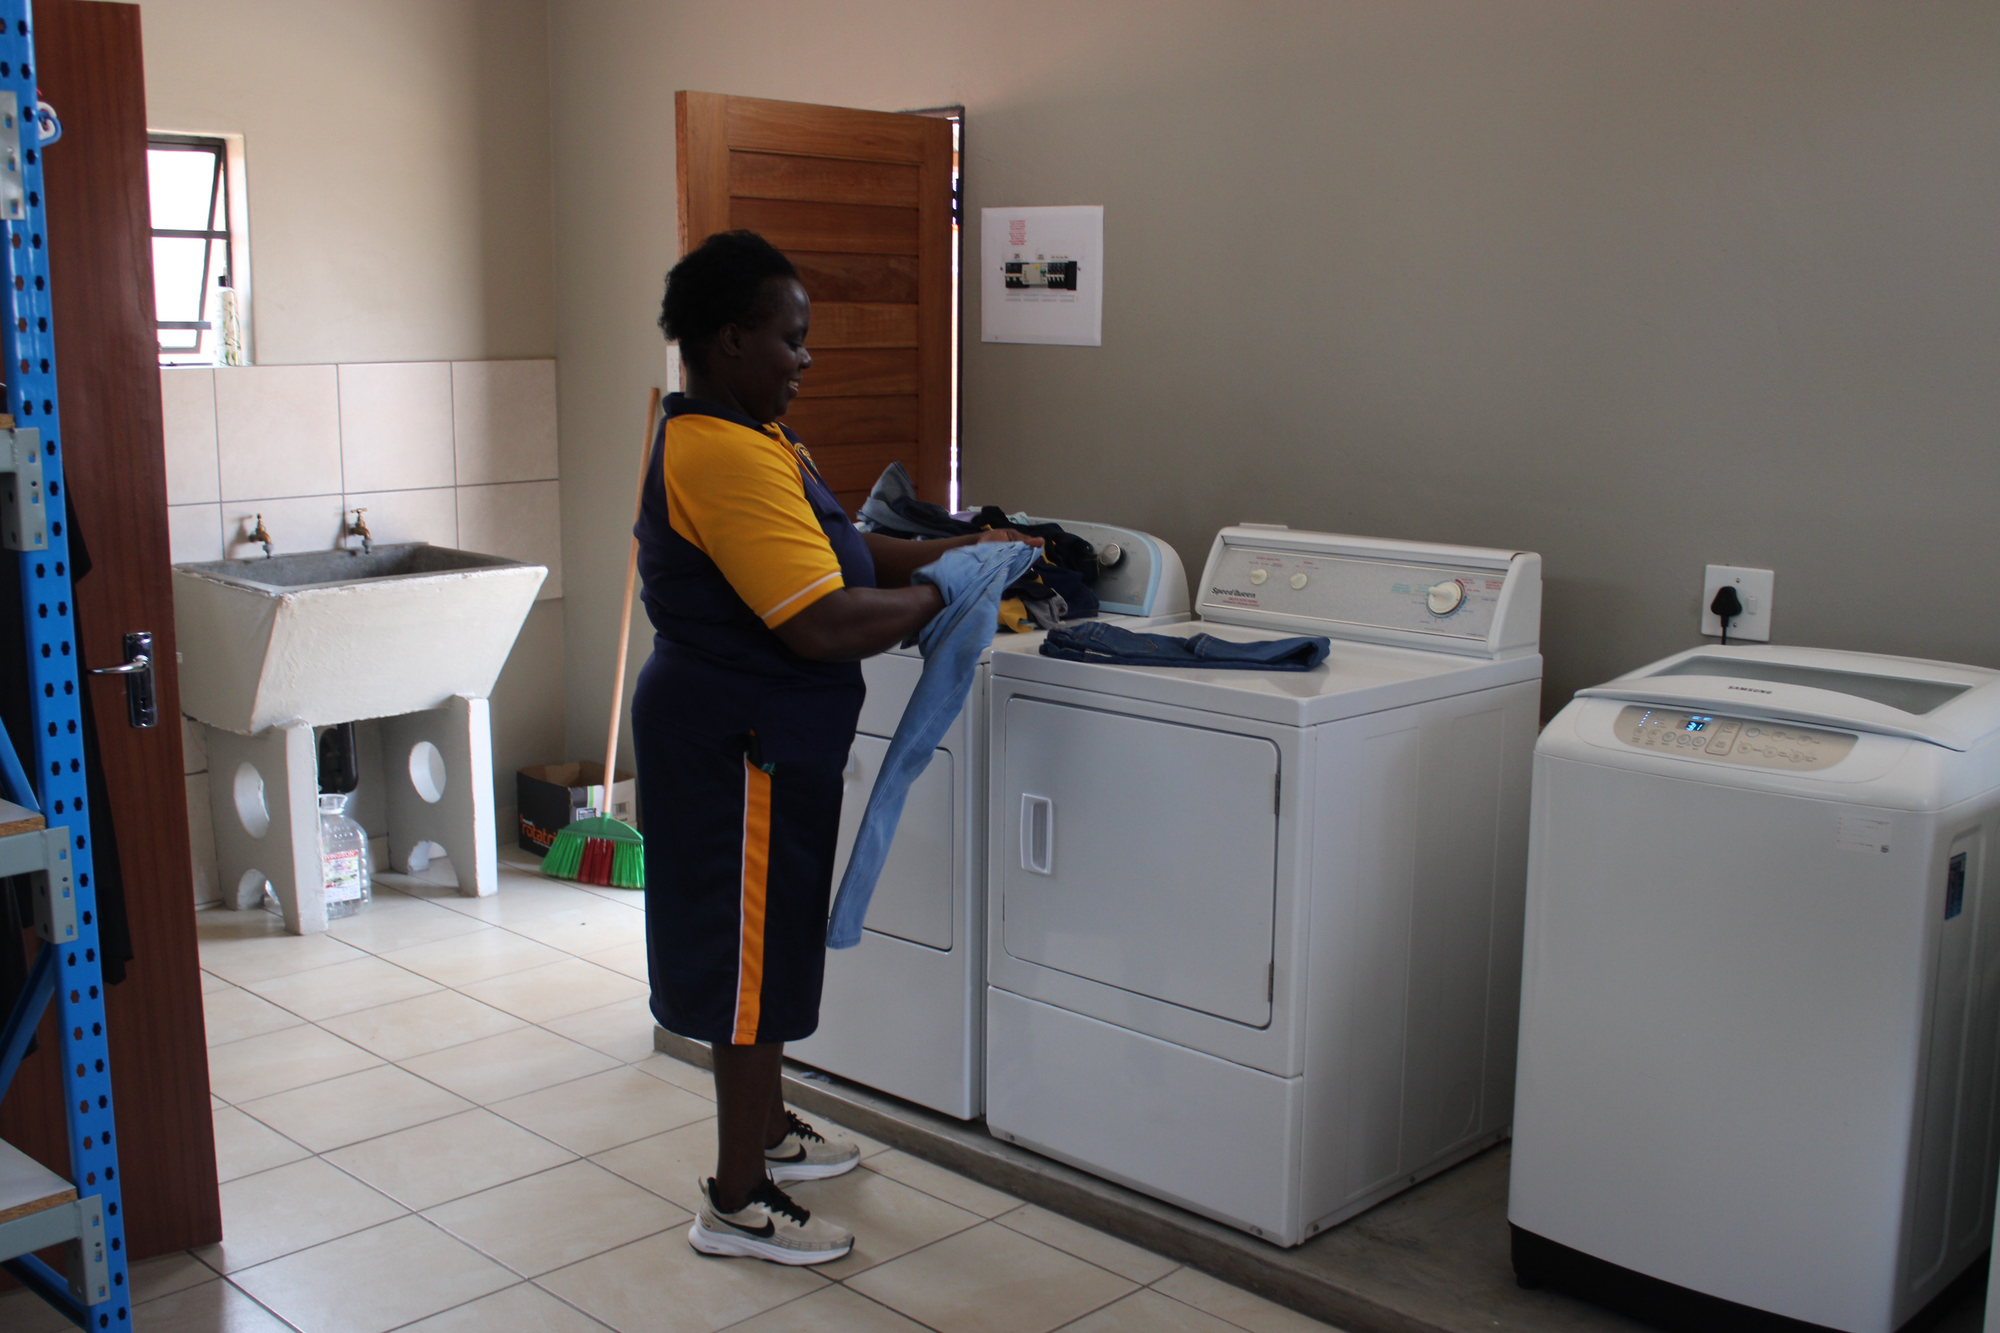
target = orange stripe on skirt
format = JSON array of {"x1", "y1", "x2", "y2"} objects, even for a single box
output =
[{"x1": 732, "y1": 758, "x2": 774, "y2": 1045}]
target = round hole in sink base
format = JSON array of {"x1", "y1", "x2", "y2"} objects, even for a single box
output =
[
  {"x1": 233, "y1": 868, "x2": 268, "y2": 911},
  {"x1": 408, "y1": 741, "x2": 447, "y2": 804},
  {"x1": 406, "y1": 840, "x2": 449, "y2": 874},
  {"x1": 233, "y1": 761, "x2": 270, "y2": 837}
]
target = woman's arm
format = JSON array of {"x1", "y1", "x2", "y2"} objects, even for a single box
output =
[
  {"x1": 863, "y1": 529, "x2": 1044, "y2": 588},
  {"x1": 773, "y1": 584, "x2": 944, "y2": 662}
]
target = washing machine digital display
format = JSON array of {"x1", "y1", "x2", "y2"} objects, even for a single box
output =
[{"x1": 1617, "y1": 705, "x2": 1856, "y2": 771}]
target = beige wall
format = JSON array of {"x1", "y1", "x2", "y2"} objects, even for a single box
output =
[
  {"x1": 139, "y1": 0, "x2": 557, "y2": 365},
  {"x1": 549, "y1": 0, "x2": 2000, "y2": 754}
]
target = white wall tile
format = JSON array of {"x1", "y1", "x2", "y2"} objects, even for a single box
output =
[
  {"x1": 160, "y1": 368, "x2": 220, "y2": 505},
  {"x1": 339, "y1": 362, "x2": 455, "y2": 493},
  {"x1": 215, "y1": 365, "x2": 342, "y2": 502},
  {"x1": 456, "y1": 481, "x2": 561, "y2": 600},
  {"x1": 167, "y1": 503, "x2": 225, "y2": 565},
  {"x1": 223, "y1": 494, "x2": 347, "y2": 559},
  {"x1": 453, "y1": 360, "x2": 558, "y2": 485},
  {"x1": 342, "y1": 487, "x2": 456, "y2": 550},
  {"x1": 187, "y1": 771, "x2": 220, "y2": 908}
]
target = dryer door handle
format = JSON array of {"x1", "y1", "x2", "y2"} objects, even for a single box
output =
[{"x1": 1020, "y1": 793, "x2": 1055, "y2": 876}]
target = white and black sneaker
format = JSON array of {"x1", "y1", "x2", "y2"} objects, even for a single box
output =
[
  {"x1": 688, "y1": 1177, "x2": 854, "y2": 1265},
  {"x1": 764, "y1": 1109, "x2": 862, "y2": 1184}
]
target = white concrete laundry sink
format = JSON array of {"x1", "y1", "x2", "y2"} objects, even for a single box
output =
[{"x1": 173, "y1": 543, "x2": 545, "y2": 734}]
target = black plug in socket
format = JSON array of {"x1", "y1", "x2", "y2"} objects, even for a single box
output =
[{"x1": 1709, "y1": 585, "x2": 1744, "y2": 644}]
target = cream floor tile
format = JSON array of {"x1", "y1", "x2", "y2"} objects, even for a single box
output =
[
  {"x1": 588, "y1": 1118, "x2": 714, "y2": 1212},
  {"x1": 1058, "y1": 1288, "x2": 1244, "y2": 1333},
  {"x1": 201, "y1": 968, "x2": 231, "y2": 993},
  {"x1": 409, "y1": 878, "x2": 603, "y2": 924},
  {"x1": 537, "y1": 1229, "x2": 825, "y2": 1333},
  {"x1": 380, "y1": 926, "x2": 571, "y2": 987},
  {"x1": 130, "y1": 1250, "x2": 222, "y2": 1304},
  {"x1": 502, "y1": 903, "x2": 649, "y2": 957},
  {"x1": 212, "y1": 1092, "x2": 228, "y2": 1110},
  {"x1": 997, "y1": 1205, "x2": 1181, "y2": 1284},
  {"x1": 198, "y1": 926, "x2": 368, "y2": 985},
  {"x1": 1151, "y1": 1269, "x2": 1345, "y2": 1333},
  {"x1": 212, "y1": 1106, "x2": 310, "y2": 1182},
  {"x1": 324, "y1": 892, "x2": 492, "y2": 954},
  {"x1": 198, "y1": 1156, "x2": 406, "y2": 1272},
  {"x1": 459, "y1": 957, "x2": 649, "y2": 1024},
  {"x1": 401, "y1": 1281, "x2": 617, "y2": 1332},
  {"x1": 797, "y1": 1109, "x2": 892, "y2": 1161},
  {"x1": 399, "y1": 1025, "x2": 619, "y2": 1103},
  {"x1": 242, "y1": 954, "x2": 441, "y2": 1020},
  {"x1": 423, "y1": 1159, "x2": 687, "y2": 1277},
  {"x1": 721, "y1": 1286, "x2": 931, "y2": 1333},
  {"x1": 585, "y1": 940, "x2": 650, "y2": 981},
  {"x1": 239, "y1": 1062, "x2": 474, "y2": 1153},
  {"x1": 232, "y1": 1215, "x2": 515, "y2": 1333},
  {"x1": 863, "y1": 1150, "x2": 1023, "y2": 1218},
  {"x1": 845, "y1": 1222, "x2": 1136, "y2": 1333},
  {"x1": 0, "y1": 1286, "x2": 76, "y2": 1332},
  {"x1": 324, "y1": 1108, "x2": 576, "y2": 1210},
  {"x1": 791, "y1": 1164, "x2": 982, "y2": 1278},
  {"x1": 202, "y1": 984, "x2": 306, "y2": 1045},
  {"x1": 206, "y1": 1025, "x2": 383, "y2": 1104},
  {"x1": 491, "y1": 1065, "x2": 712, "y2": 1155},
  {"x1": 316, "y1": 987, "x2": 526, "y2": 1061},
  {"x1": 632, "y1": 1051, "x2": 714, "y2": 1099},
  {"x1": 544, "y1": 996, "x2": 662, "y2": 1062},
  {"x1": 132, "y1": 1278, "x2": 298, "y2": 1332},
  {"x1": 575, "y1": 883, "x2": 646, "y2": 911}
]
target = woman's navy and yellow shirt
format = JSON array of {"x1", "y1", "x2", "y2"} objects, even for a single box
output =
[{"x1": 632, "y1": 393, "x2": 877, "y2": 763}]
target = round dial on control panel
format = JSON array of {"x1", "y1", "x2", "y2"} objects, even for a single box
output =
[
  {"x1": 1427, "y1": 579, "x2": 1465, "y2": 615},
  {"x1": 1249, "y1": 568, "x2": 1268, "y2": 585},
  {"x1": 1290, "y1": 573, "x2": 1309, "y2": 590}
]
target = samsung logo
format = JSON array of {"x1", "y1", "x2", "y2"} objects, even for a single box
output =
[{"x1": 1726, "y1": 685, "x2": 1773, "y2": 695}]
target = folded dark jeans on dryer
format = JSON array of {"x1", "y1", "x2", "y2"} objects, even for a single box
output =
[
  {"x1": 1040, "y1": 622, "x2": 1332, "y2": 671},
  {"x1": 826, "y1": 540, "x2": 1040, "y2": 949}
]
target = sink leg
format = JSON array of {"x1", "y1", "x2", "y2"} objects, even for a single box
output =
[
  {"x1": 382, "y1": 696, "x2": 498, "y2": 898},
  {"x1": 204, "y1": 722, "x2": 327, "y2": 934}
]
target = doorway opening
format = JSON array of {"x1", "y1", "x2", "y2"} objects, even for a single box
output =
[{"x1": 908, "y1": 106, "x2": 963, "y2": 510}]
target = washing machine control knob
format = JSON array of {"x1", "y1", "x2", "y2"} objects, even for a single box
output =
[
  {"x1": 1098, "y1": 542, "x2": 1123, "y2": 568},
  {"x1": 1249, "y1": 568, "x2": 1268, "y2": 585},
  {"x1": 1427, "y1": 579, "x2": 1465, "y2": 615},
  {"x1": 1290, "y1": 573, "x2": 1309, "y2": 590}
]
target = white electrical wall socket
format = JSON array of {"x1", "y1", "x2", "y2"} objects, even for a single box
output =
[{"x1": 1702, "y1": 565, "x2": 1774, "y2": 642}]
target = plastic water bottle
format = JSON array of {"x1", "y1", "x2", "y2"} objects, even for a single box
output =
[{"x1": 319, "y1": 793, "x2": 371, "y2": 919}]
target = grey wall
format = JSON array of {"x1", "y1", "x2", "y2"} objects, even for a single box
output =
[{"x1": 550, "y1": 0, "x2": 1998, "y2": 758}]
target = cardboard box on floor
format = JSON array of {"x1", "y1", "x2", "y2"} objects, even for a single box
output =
[{"x1": 517, "y1": 761, "x2": 636, "y2": 856}]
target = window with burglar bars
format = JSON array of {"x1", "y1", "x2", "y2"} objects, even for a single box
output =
[{"x1": 148, "y1": 133, "x2": 243, "y2": 365}]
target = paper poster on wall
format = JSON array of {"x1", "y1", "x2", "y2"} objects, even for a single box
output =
[{"x1": 981, "y1": 206, "x2": 1103, "y2": 346}]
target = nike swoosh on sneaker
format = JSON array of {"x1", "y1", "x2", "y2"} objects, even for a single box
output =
[
  {"x1": 718, "y1": 1215, "x2": 777, "y2": 1239},
  {"x1": 766, "y1": 1145, "x2": 808, "y2": 1164}
]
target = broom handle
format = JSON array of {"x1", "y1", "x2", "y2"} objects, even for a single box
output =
[{"x1": 603, "y1": 387, "x2": 664, "y2": 807}]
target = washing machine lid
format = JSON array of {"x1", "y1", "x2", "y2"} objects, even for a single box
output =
[
  {"x1": 1193, "y1": 527, "x2": 1541, "y2": 659},
  {"x1": 1578, "y1": 645, "x2": 2000, "y2": 751}
]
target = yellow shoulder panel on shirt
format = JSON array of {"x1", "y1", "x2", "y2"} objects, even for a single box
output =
[{"x1": 662, "y1": 414, "x2": 845, "y2": 627}]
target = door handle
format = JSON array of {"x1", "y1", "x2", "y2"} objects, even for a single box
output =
[
  {"x1": 88, "y1": 631, "x2": 156, "y2": 729},
  {"x1": 1020, "y1": 793, "x2": 1055, "y2": 876}
]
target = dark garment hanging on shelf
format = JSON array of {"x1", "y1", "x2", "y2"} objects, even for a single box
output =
[{"x1": 0, "y1": 499, "x2": 134, "y2": 1043}]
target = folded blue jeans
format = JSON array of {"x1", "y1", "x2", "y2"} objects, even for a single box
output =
[
  {"x1": 826, "y1": 541, "x2": 1038, "y2": 948},
  {"x1": 1040, "y1": 621, "x2": 1331, "y2": 671}
]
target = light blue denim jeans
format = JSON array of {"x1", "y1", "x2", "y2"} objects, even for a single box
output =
[{"x1": 826, "y1": 541, "x2": 1037, "y2": 948}]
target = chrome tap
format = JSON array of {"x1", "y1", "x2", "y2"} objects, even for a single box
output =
[
  {"x1": 247, "y1": 513, "x2": 272, "y2": 558},
  {"x1": 345, "y1": 507, "x2": 372, "y2": 556}
]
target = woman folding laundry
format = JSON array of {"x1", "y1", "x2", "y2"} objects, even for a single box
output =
[{"x1": 634, "y1": 230, "x2": 1033, "y2": 1265}]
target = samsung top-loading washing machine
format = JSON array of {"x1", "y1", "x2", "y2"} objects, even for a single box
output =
[
  {"x1": 787, "y1": 520, "x2": 1188, "y2": 1119},
  {"x1": 984, "y1": 526, "x2": 1543, "y2": 1245},
  {"x1": 1510, "y1": 645, "x2": 2000, "y2": 1333}
]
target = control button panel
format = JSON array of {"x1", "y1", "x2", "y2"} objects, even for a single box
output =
[
  {"x1": 1614, "y1": 705, "x2": 1856, "y2": 771},
  {"x1": 1201, "y1": 545, "x2": 1506, "y2": 640}
]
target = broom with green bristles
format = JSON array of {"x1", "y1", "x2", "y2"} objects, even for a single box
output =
[{"x1": 545, "y1": 388, "x2": 662, "y2": 890}]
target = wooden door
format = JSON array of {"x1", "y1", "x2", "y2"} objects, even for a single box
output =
[
  {"x1": 0, "y1": 0, "x2": 219, "y2": 1261},
  {"x1": 676, "y1": 92, "x2": 954, "y2": 515}
]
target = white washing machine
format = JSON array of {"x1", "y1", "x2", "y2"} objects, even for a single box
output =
[
  {"x1": 788, "y1": 521, "x2": 1188, "y2": 1119},
  {"x1": 1509, "y1": 645, "x2": 2000, "y2": 1333},
  {"x1": 983, "y1": 526, "x2": 1543, "y2": 1245}
]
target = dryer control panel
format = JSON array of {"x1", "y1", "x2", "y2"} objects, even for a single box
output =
[{"x1": 1615, "y1": 705, "x2": 1856, "y2": 771}]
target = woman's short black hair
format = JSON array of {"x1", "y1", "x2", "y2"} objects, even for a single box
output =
[{"x1": 659, "y1": 230, "x2": 800, "y2": 369}]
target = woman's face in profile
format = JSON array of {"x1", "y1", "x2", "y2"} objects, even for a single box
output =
[{"x1": 721, "y1": 277, "x2": 812, "y2": 424}]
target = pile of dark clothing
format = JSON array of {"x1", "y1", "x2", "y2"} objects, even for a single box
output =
[{"x1": 856, "y1": 462, "x2": 1100, "y2": 631}]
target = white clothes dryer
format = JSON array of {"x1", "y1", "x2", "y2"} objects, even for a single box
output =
[
  {"x1": 1510, "y1": 645, "x2": 2000, "y2": 1333},
  {"x1": 787, "y1": 521, "x2": 1188, "y2": 1119},
  {"x1": 983, "y1": 526, "x2": 1543, "y2": 1245}
]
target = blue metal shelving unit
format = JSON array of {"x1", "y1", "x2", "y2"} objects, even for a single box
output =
[{"x1": 0, "y1": 2, "x2": 132, "y2": 1327}]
